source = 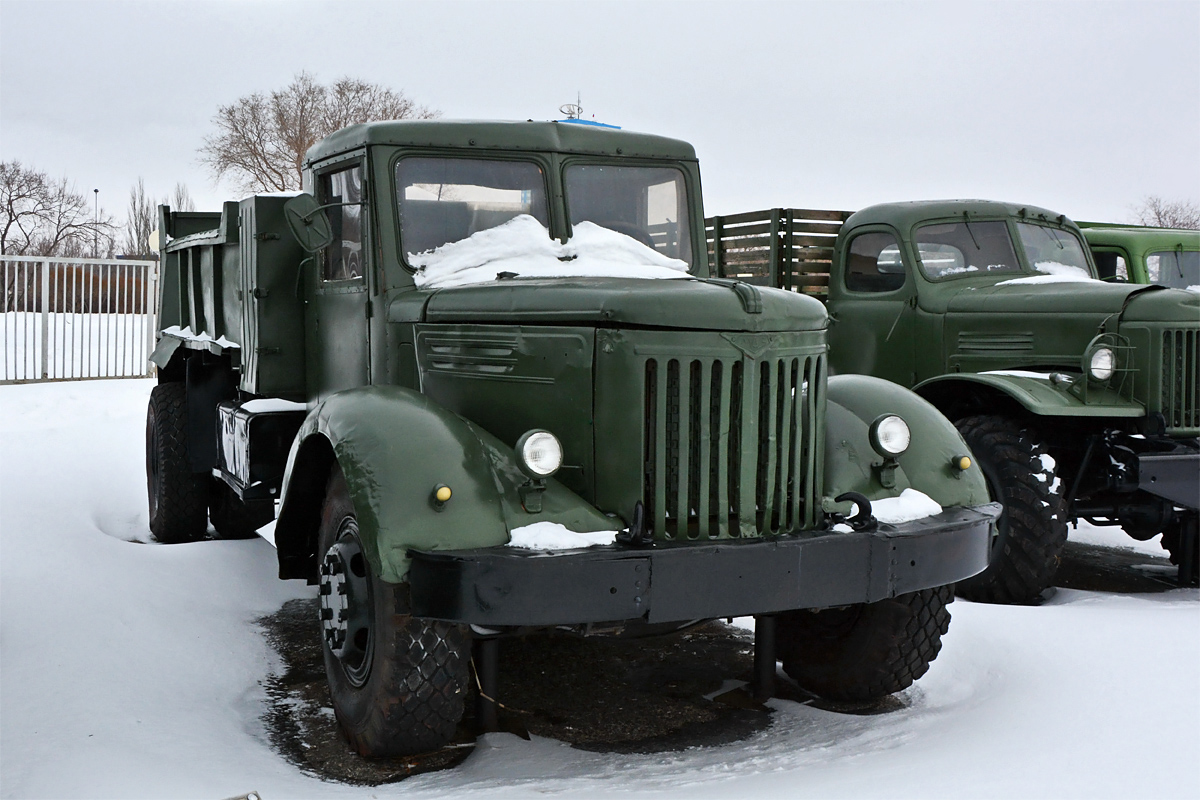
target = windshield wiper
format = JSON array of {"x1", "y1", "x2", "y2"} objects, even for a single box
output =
[{"x1": 962, "y1": 212, "x2": 980, "y2": 251}]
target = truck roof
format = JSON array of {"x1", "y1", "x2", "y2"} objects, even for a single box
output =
[
  {"x1": 306, "y1": 120, "x2": 698, "y2": 166},
  {"x1": 1078, "y1": 224, "x2": 1200, "y2": 252},
  {"x1": 844, "y1": 199, "x2": 1074, "y2": 234}
]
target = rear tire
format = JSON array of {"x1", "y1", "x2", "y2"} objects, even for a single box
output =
[
  {"x1": 146, "y1": 382, "x2": 208, "y2": 543},
  {"x1": 318, "y1": 465, "x2": 470, "y2": 756},
  {"x1": 953, "y1": 415, "x2": 1067, "y2": 604},
  {"x1": 778, "y1": 586, "x2": 953, "y2": 702}
]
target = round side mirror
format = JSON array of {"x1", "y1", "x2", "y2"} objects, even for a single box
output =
[{"x1": 283, "y1": 193, "x2": 334, "y2": 253}]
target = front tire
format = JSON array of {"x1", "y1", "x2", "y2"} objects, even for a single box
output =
[
  {"x1": 778, "y1": 586, "x2": 953, "y2": 702},
  {"x1": 318, "y1": 465, "x2": 470, "y2": 757},
  {"x1": 954, "y1": 415, "x2": 1068, "y2": 604},
  {"x1": 146, "y1": 383, "x2": 208, "y2": 543}
]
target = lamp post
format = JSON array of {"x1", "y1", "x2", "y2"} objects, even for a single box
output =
[{"x1": 93, "y1": 189, "x2": 99, "y2": 258}]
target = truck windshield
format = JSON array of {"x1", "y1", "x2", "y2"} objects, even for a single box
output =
[
  {"x1": 1015, "y1": 223, "x2": 1092, "y2": 278},
  {"x1": 914, "y1": 221, "x2": 1020, "y2": 279},
  {"x1": 395, "y1": 157, "x2": 549, "y2": 260},
  {"x1": 564, "y1": 165, "x2": 692, "y2": 267},
  {"x1": 1147, "y1": 249, "x2": 1200, "y2": 290}
]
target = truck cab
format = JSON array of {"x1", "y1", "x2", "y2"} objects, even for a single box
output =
[{"x1": 1077, "y1": 223, "x2": 1200, "y2": 289}]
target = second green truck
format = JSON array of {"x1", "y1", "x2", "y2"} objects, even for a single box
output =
[{"x1": 710, "y1": 202, "x2": 1200, "y2": 602}]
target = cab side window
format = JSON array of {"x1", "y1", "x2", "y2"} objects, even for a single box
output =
[
  {"x1": 318, "y1": 165, "x2": 363, "y2": 282},
  {"x1": 844, "y1": 232, "x2": 905, "y2": 293}
]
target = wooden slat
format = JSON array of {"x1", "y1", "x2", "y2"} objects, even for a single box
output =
[
  {"x1": 706, "y1": 209, "x2": 776, "y2": 226},
  {"x1": 784, "y1": 220, "x2": 846, "y2": 235},
  {"x1": 787, "y1": 208, "x2": 853, "y2": 222}
]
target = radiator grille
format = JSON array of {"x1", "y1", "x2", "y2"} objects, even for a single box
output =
[
  {"x1": 1162, "y1": 329, "x2": 1199, "y2": 431},
  {"x1": 643, "y1": 354, "x2": 822, "y2": 540}
]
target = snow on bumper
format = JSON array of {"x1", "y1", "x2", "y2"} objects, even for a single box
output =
[{"x1": 407, "y1": 503, "x2": 1001, "y2": 626}]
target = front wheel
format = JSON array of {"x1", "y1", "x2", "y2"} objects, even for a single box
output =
[
  {"x1": 778, "y1": 586, "x2": 953, "y2": 702},
  {"x1": 318, "y1": 465, "x2": 470, "y2": 757},
  {"x1": 953, "y1": 415, "x2": 1068, "y2": 604}
]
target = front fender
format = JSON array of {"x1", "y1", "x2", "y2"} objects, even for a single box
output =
[
  {"x1": 824, "y1": 374, "x2": 990, "y2": 510},
  {"x1": 275, "y1": 386, "x2": 619, "y2": 583},
  {"x1": 915, "y1": 373, "x2": 1145, "y2": 419}
]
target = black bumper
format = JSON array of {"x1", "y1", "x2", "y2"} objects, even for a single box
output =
[
  {"x1": 408, "y1": 502, "x2": 1001, "y2": 626},
  {"x1": 1137, "y1": 448, "x2": 1200, "y2": 509}
]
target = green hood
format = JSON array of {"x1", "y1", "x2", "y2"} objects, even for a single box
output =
[
  {"x1": 946, "y1": 279, "x2": 1143, "y2": 315},
  {"x1": 415, "y1": 277, "x2": 829, "y2": 332}
]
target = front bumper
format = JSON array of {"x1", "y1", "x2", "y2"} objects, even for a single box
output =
[
  {"x1": 1136, "y1": 445, "x2": 1200, "y2": 509},
  {"x1": 408, "y1": 502, "x2": 1001, "y2": 626}
]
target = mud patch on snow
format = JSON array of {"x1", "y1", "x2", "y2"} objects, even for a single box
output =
[
  {"x1": 255, "y1": 601, "x2": 899, "y2": 784},
  {"x1": 257, "y1": 599, "x2": 474, "y2": 785}
]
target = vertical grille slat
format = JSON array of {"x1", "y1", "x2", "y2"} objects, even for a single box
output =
[
  {"x1": 642, "y1": 349, "x2": 823, "y2": 541},
  {"x1": 758, "y1": 361, "x2": 779, "y2": 532},
  {"x1": 675, "y1": 360, "x2": 692, "y2": 538},
  {"x1": 716, "y1": 361, "x2": 732, "y2": 539},
  {"x1": 696, "y1": 359, "x2": 714, "y2": 540}
]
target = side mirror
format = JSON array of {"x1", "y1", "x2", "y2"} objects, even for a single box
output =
[{"x1": 283, "y1": 193, "x2": 335, "y2": 253}]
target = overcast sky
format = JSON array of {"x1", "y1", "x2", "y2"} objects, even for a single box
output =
[{"x1": 2, "y1": 0, "x2": 1197, "y2": 227}]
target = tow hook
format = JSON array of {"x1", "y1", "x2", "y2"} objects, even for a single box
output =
[{"x1": 832, "y1": 491, "x2": 878, "y2": 531}]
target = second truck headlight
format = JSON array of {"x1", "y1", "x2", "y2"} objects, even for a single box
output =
[{"x1": 1088, "y1": 347, "x2": 1115, "y2": 381}]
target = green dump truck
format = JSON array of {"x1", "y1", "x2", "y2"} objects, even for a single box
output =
[
  {"x1": 147, "y1": 121, "x2": 1000, "y2": 757},
  {"x1": 709, "y1": 203, "x2": 1200, "y2": 604},
  {"x1": 1077, "y1": 223, "x2": 1200, "y2": 289}
]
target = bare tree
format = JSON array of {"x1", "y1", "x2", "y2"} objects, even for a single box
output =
[
  {"x1": 171, "y1": 182, "x2": 195, "y2": 212},
  {"x1": 1131, "y1": 196, "x2": 1200, "y2": 230},
  {"x1": 0, "y1": 160, "x2": 114, "y2": 256},
  {"x1": 200, "y1": 72, "x2": 437, "y2": 194},
  {"x1": 122, "y1": 178, "x2": 157, "y2": 257}
]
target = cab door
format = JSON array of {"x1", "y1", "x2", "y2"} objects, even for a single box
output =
[
  {"x1": 306, "y1": 158, "x2": 371, "y2": 400},
  {"x1": 826, "y1": 227, "x2": 917, "y2": 386}
]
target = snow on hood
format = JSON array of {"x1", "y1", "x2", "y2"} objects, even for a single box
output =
[
  {"x1": 409, "y1": 214, "x2": 691, "y2": 289},
  {"x1": 996, "y1": 261, "x2": 1098, "y2": 287}
]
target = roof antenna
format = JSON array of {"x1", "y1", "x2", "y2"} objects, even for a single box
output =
[{"x1": 560, "y1": 92, "x2": 582, "y2": 120}]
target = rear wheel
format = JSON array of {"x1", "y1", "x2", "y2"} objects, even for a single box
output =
[
  {"x1": 146, "y1": 383, "x2": 208, "y2": 543},
  {"x1": 953, "y1": 415, "x2": 1067, "y2": 604},
  {"x1": 778, "y1": 586, "x2": 953, "y2": 702},
  {"x1": 318, "y1": 465, "x2": 470, "y2": 756}
]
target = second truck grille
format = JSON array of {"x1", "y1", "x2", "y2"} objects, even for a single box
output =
[{"x1": 1162, "y1": 328, "x2": 1199, "y2": 431}]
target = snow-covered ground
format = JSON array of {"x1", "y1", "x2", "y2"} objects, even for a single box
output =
[{"x1": 1, "y1": 379, "x2": 1197, "y2": 800}]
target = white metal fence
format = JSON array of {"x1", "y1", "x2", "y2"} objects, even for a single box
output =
[{"x1": 1, "y1": 255, "x2": 158, "y2": 383}]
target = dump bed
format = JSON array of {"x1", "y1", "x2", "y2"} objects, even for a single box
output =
[{"x1": 156, "y1": 196, "x2": 307, "y2": 399}]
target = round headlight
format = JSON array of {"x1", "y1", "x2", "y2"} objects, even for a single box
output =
[
  {"x1": 869, "y1": 414, "x2": 911, "y2": 457},
  {"x1": 516, "y1": 430, "x2": 563, "y2": 477},
  {"x1": 1088, "y1": 347, "x2": 1115, "y2": 381}
]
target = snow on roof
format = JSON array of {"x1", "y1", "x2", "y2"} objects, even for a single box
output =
[{"x1": 409, "y1": 214, "x2": 690, "y2": 289}]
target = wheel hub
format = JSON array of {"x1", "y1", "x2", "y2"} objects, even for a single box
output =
[{"x1": 319, "y1": 524, "x2": 373, "y2": 684}]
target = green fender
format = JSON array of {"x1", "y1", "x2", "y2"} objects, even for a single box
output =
[
  {"x1": 824, "y1": 374, "x2": 990, "y2": 511},
  {"x1": 914, "y1": 373, "x2": 1145, "y2": 419},
  {"x1": 274, "y1": 386, "x2": 620, "y2": 583}
]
